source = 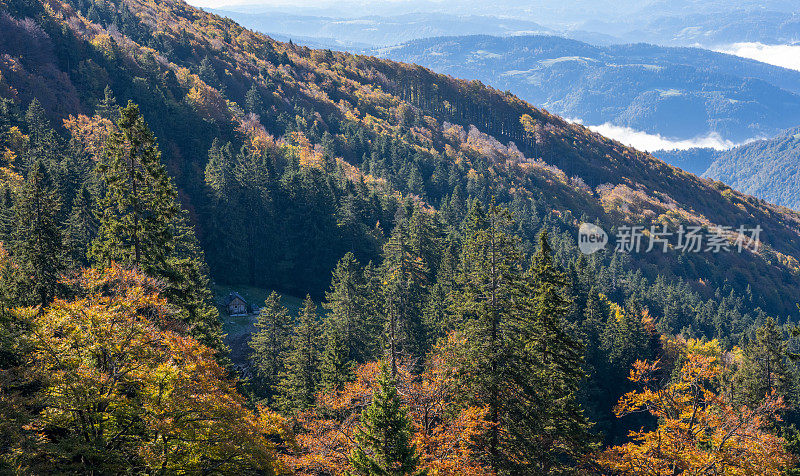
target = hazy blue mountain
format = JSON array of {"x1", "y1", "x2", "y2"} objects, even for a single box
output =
[
  {"x1": 703, "y1": 128, "x2": 800, "y2": 209},
  {"x1": 619, "y1": 10, "x2": 800, "y2": 46},
  {"x1": 205, "y1": 2, "x2": 798, "y2": 48},
  {"x1": 207, "y1": 10, "x2": 556, "y2": 48},
  {"x1": 651, "y1": 148, "x2": 717, "y2": 175},
  {"x1": 378, "y1": 35, "x2": 800, "y2": 143}
]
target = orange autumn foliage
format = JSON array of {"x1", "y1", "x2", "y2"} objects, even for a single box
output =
[
  {"x1": 63, "y1": 113, "x2": 116, "y2": 161},
  {"x1": 597, "y1": 349, "x2": 793, "y2": 475},
  {"x1": 290, "y1": 354, "x2": 491, "y2": 476},
  {"x1": 12, "y1": 266, "x2": 294, "y2": 474}
]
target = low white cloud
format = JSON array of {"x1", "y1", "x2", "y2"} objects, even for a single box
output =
[
  {"x1": 715, "y1": 43, "x2": 800, "y2": 72},
  {"x1": 567, "y1": 119, "x2": 737, "y2": 151}
]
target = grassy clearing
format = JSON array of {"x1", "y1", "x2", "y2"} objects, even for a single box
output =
[{"x1": 211, "y1": 284, "x2": 309, "y2": 341}]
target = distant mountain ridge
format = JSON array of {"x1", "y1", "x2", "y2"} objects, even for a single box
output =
[
  {"x1": 378, "y1": 34, "x2": 800, "y2": 143},
  {"x1": 702, "y1": 128, "x2": 800, "y2": 210}
]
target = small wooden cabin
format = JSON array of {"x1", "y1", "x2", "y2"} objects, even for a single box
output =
[{"x1": 224, "y1": 292, "x2": 248, "y2": 316}]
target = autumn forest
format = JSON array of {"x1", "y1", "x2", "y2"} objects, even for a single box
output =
[{"x1": 2, "y1": 0, "x2": 800, "y2": 474}]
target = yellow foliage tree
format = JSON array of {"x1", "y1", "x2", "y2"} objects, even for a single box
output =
[
  {"x1": 12, "y1": 266, "x2": 294, "y2": 473},
  {"x1": 597, "y1": 347, "x2": 792, "y2": 475}
]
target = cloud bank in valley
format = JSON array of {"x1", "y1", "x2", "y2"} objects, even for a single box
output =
[
  {"x1": 716, "y1": 43, "x2": 800, "y2": 72},
  {"x1": 568, "y1": 120, "x2": 738, "y2": 152}
]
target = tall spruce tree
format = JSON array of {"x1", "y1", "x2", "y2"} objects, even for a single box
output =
[
  {"x1": 279, "y1": 295, "x2": 322, "y2": 412},
  {"x1": 90, "y1": 102, "x2": 178, "y2": 270},
  {"x1": 23, "y1": 100, "x2": 60, "y2": 174},
  {"x1": 347, "y1": 363, "x2": 424, "y2": 476},
  {"x1": 64, "y1": 185, "x2": 98, "y2": 267},
  {"x1": 451, "y1": 201, "x2": 526, "y2": 472},
  {"x1": 11, "y1": 160, "x2": 65, "y2": 308},
  {"x1": 452, "y1": 204, "x2": 594, "y2": 474},
  {"x1": 95, "y1": 85, "x2": 119, "y2": 120},
  {"x1": 525, "y1": 230, "x2": 595, "y2": 473},
  {"x1": 322, "y1": 252, "x2": 378, "y2": 389},
  {"x1": 88, "y1": 102, "x2": 222, "y2": 351},
  {"x1": 736, "y1": 317, "x2": 797, "y2": 408},
  {"x1": 382, "y1": 213, "x2": 428, "y2": 374},
  {"x1": 250, "y1": 291, "x2": 293, "y2": 402}
]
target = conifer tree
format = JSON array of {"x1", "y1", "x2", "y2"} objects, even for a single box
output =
[
  {"x1": 525, "y1": 230, "x2": 595, "y2": 473},
  {"x1": 65, "y1": 185, "x2": 98, "y2": 267},
  {"x1": 23, "y1": 100, "x2": 59, "y2": 174},
  {"x1": 0, "y1": 188, "x2": 15, "y2": 244},
  {"x1": 320, "y1": 322, "x2": 354, "y2": 390},
  {"x1": 407, "y1": 207, "x2": 443, "y2": 281},
  {"x1": 279, "y1": 295, "x2": 322, "y2": 412},
  {"x1": 161, "y1": 210, "x2": 224, "y2": 352},
  {"x1": 250, "y1": 291, "x2": 293, "y2": 402},
  {"x1": 11, "y1": 160, "x2": 65, "y2": 308},
  {"x1": 736, "y1": 316, "x2": 797, "y2": 408},
  {"x1": 326, "y1": 254, "x2": 377, "y2": 360},
  {"x1": 348, "y1": 363, "x2": 424, "y2": 476},
  {"x1": 244, "y1": 83, "x2": 264, "y2": 117},
  {"x1": 452, "y1": 205, "x2": 594, "y2": 474},
  {"x1": 382, "y1": 213, "x2": 428, "y2": 373},
  {"x1": 95, "y1": 85, "x2": 119, "y2": 120},
  {"x1": 90, "y1": 102, "x2": 178, "y2": 270},
  {"x1": 451, "y1": 201, "x2": 525, "y2": 472},
  {"x1": 322, "y1": 253, "x2": 378, "y2": 388},
  {"x1": 198, "y1": 56, "x2": 221, "y2": 89}
]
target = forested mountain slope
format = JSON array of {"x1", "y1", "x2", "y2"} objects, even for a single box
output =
[
  {"x1": 2, "y1": 0, "x2": 800, "y2": 320},
  {"x1": 703, "y1": 128, "x2": 800, "y2": 210},
  {"x1": 4, "y1": 0, "x2": 800, "y2": 471}
]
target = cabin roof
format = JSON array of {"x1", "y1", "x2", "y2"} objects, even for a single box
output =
[{"x1": 223, "y1": 292, "x2": 247, "y2": 306}]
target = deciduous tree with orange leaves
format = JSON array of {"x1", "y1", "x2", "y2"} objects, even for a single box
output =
[
  {"x1": 3, "y1": 265, "x2": 294, "y2": 474},
  {"x1": 289, "y1": 350, "x2": 491, "y2": 476},
  {"x1": 597, "y1": 341, "x2": 793, "y2": 475}
]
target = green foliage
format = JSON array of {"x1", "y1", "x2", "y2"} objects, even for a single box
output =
[
  {"x1": 321, "y1": 252, "x2": 378, "y2": 388},
  {"x1": 450, "y1": 206, "x2": 593, "y2": 474},
  {"x1": 90, "y1": 102, "x2": 178, "y2": 269},
  {"x1": 348, "y1": 363, "x2": 425, "y2": 476},
  {"x1": 381, "y1": 210, "x2": 429, "y2": 371},
  {"x1": 11, "y1": 160, "x2": 65, "y2": 307},
  {"x1": 735, "y1": 317, "x2": 798, "y2": 408},
  {"x1": 251, "y1": 291, "x2": 294, "y2": 403},
  {"x1": 279, "y1": 295, "x2": 322, "y2": 412}
]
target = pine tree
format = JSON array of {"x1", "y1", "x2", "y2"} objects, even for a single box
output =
[
  {"x1": 279, "y1": 295, "x2": 322, "y2": 412},
  {"x1": 407, "y1": 207, "x2": 443, "y2": 281},
  {"x1": 11, "y1": 160, "x2": 65, "y2": 308},
  {"x1": 347, "y1": 363, "x2": 425, "y2": 476},
  {"x1": 23, "y1": 100, "x2": 60, "y2": 174},
  {"x1": 244, "y1": 83, "x2": 264, "y2": 117},
  {"x1": 0, "y1": 187, "x2": 15, "y2": 244},
  {"x1": 95, "y1": 85, "x2": 119, "y2": 120},
  {"x1": 320, "y1": 321, "x2": 354, "y2": 390},
  {"x1": 524, "y1": 230, "x2": 595, "y2": 473},
  {"x1": 64, "y1": 185, "x2": 98, "y2": 267},
  {"x1": 160, "y1": 209, "x2": 225, "y2": 353},
  {"x1": 250, "y1": 291, "x2": 293, "y2": 402},
  {"x1": 90, "y1": 102, "x2": 178, "y2": 270},
  {"x1": 198, "y1": 56, "x2": 221, "y2": 89},
  {"x1": 736, "y1": 317, "x2": 797, "y2": 408},
  {"x1": 322, "y1": 253, "x2": 378, "y2": 388},
  {"x1": 452, "y1": 205, "x2": 594, "y2": 474},
  {"x1": 451, "y1": 201, "x2": 525, "y2": 472},
  {"x1": 382, "y1": 212, "x2": 428, "y2": 373}
]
